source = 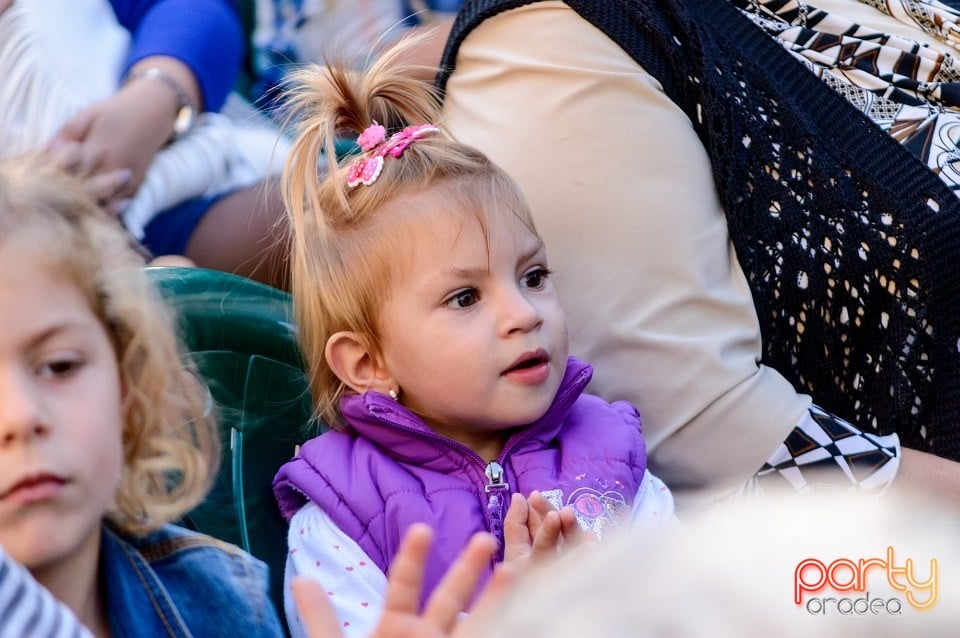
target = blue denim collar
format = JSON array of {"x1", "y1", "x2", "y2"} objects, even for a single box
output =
[{"x1": 100, "y1": 523, "x2": 193, "y2": 638}]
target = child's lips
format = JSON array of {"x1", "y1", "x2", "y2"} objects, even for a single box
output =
[
  {"x1": 502, "y1": 349, "x2": 551, "y2": 385},
  {"x1": 0, "y1": 472, "x2": 68, "y2": 504},
  {"x1": 503, "y1": 348, "x2": 550, "y2": 374},
  {"x1": 503, "y1": 360, "x2": 551, "y2": 385}
]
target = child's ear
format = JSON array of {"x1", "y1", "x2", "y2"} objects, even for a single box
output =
[{"x1": 325, "y1": 331, "x2": 394, "y2": 395}]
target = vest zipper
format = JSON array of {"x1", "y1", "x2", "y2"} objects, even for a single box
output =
[
  {"x1": 484, "y1": 460, "x2": 510, "y2": 557},
  {"x1": 364, "y1": 365, "x2": 589, "y2": 556}
]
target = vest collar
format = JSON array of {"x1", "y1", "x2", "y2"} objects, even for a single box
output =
[{"x1": 337, "y1": 356, "x2": 593, "y2": 466}]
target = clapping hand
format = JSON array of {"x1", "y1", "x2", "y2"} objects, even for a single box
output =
[
  {"x1": 503, "y1": 490, "x2": 590, "y2": 567},
  {"x1": 293, "y1": 523, "x2": 515, "y2": 638}
]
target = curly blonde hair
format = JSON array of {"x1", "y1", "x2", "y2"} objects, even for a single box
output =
[
  {"x1": 0, "y1": 156, "x2": 219, "y2": 535},
  {"x1": 282, "y1": 34, "x2": 537, "y2": 428}
]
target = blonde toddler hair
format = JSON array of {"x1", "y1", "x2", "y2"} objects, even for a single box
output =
[{"x1": 282, "y1": 35, "x2": 537, "y2": 428}]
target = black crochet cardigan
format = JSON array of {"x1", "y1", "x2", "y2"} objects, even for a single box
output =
[{"x1": 438, "y1": 0, "x2": 960, "y2": 459}]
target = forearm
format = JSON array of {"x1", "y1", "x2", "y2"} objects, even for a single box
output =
[
  {"x1": 897, "y1": 447, "x2": 960, "y2": 510},
  {"x1": 123, "y1": 56, "x2": 200, "y2": 142},
  {"x1": 738, "y1": 405, "x2": 960, "y2": 517}
]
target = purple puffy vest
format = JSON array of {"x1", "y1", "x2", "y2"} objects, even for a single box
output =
[{"x1": 273, "y1": 358, "x2": 647, "y2": 603}]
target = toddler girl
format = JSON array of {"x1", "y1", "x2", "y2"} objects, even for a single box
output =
[
  {"x1": 0, "y1": 156, "x2": 284, "y2": 637},
  {"x1": 272, "y1": 39, "x2": 674, "y2": 637}
]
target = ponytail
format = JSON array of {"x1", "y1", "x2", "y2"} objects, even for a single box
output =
[{"x1": 280, "y1": 34, "x2": 530, "y2": 428}]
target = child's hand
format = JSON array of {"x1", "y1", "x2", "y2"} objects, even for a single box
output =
[
  {"x1": 526, "y1": 490, "x2": 584, "y2": 545},
  {"x1": 293, "y1": 523, "x2": 514, "y2": 638},
  {"x1": 502, "y1": 491, "x2": 582, "y2": 567}
]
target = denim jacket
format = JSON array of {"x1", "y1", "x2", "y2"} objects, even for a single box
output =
[{"x1": 100, "y1": 522, "x2": 284, "y2": 637}]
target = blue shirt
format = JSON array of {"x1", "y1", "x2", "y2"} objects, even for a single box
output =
[{"x1": 110, "y1": 0, "x2": 244, "y2": 111}]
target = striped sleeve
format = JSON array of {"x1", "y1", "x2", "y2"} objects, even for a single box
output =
[{"x1": 0, "y1": 548, "x2": 92, "y2": 638}]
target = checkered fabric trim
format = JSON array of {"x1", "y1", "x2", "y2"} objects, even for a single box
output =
[{"x1": 744, "y1": 405, "x2": 900, "y2": 494}]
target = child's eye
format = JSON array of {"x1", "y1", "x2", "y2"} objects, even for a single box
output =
[
  {"x1": 521, "y1": 267, "x2": 551, "y2": 290},
  {"x1": 446, "y1": 288, "x2": 480, "y2": 308},
  {"x1": 37, "y1": 358, "x2": 82, "y2": 379}
]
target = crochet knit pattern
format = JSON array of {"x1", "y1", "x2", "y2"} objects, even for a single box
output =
[{"x1": 439, "y1": 0, "x2": 960, "y2": 459}]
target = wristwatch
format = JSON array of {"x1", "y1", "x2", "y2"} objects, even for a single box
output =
[{"x1": 124, "y1": 67, "x2": 198, "y2": 140}]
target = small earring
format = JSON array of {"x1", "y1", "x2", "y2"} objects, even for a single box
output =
[{"x1": 388, "y1": 388, "x2": 399, "y2": 401}]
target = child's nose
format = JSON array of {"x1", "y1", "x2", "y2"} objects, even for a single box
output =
[
  {"x1": 0, "y1": 372, "x2": 50, "y2": 447},
  {"x1": 499, "y1": 289, "x2": 543, "y2": 336}
]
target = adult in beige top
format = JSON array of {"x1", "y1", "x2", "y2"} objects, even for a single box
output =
[{"x1": 440, "y1": 0, "x2": 960, "y2": 508}]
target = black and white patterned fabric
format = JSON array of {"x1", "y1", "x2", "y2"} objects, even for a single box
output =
[
  {"x1": 738, "y1": 0, "x2": 960, "y2": 193},
  {"x1": 744, "y1": 405, "x2": 901, "y2": 494}
]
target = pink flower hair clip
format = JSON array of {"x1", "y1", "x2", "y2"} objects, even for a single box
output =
[{"x1": 346, "y1": 122, "x2": 440, "y2": 188}]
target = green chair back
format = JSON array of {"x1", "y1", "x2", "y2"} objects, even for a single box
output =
[{"x1": 147, "y1": 267, "x2": 321, "y2": 629}]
